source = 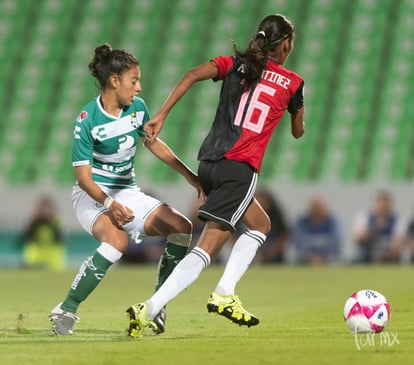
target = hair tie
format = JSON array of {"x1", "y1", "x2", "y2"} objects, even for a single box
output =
[{"x1": 257, "y1": 30, "x2": 266, "y2": 38}]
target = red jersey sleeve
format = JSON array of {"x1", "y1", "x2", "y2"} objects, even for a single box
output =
[{"x1": 211, "y1": 55, "x2": 235, "y2": 81}]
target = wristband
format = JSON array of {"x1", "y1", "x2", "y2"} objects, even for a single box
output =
[{"x1": 104, "y1": 197, "x2": 114, "y2": 209}]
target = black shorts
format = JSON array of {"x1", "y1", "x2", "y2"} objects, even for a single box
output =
[{"x1": 197, "y1": 159, "x2": 258, "y2": 233}]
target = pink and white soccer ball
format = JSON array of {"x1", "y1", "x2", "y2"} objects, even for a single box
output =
[{"x1": 343, "y1": 289, "x2": 390, "y2": 333}]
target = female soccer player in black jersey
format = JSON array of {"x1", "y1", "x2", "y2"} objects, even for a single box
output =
[{"x1": 127, "y1": 13, "x2": 305, "y2": 336}]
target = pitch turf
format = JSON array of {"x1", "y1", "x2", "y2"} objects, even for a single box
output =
[{"x1": 0, "y1": 265, "x2": 413, "y2": 365}]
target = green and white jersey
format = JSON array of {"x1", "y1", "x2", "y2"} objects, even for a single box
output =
[{"x1": 72, "y1": 95, "x2": 149, "y2": 189}]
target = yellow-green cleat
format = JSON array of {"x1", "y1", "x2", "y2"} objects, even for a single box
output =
[
  {"x1": 207, "y1": 292, "x2": 259, "y2": 327},
  {"x1": 126, "y1": 303, "x2": 157, "y2": 338}
]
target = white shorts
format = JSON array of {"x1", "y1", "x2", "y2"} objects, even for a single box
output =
[{"x1": 72, "y1": 185, "x2": 163, "y2": 243}]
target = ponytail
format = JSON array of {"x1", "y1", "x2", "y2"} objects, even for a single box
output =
[
  {"x1": 234, "y1": 34, "x2": 268, "y2": 92},
  {"x1": 235, "y1": 14, "x2": 295, "y2": 91}
]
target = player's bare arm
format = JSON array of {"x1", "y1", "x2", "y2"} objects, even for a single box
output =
[
  {"x1": 145, "y1": 137, "x2": 205, "y2": 199},
  {"x1": 144, "y1": 61, "x2": 219, "y2": 143},
  {"x1": 290, "y1": 106, "x2": 305, "y2": 138},
  {"x1": 75, "y1": 165, "x2": 134, "y2": 227}
]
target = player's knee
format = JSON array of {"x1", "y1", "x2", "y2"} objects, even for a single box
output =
[
  {"x1": 173, "y1": 215, "x2": 193, "y2": 234},
  {"x1": 263, "y1": 215, "x2": 271, "y2": 235},
  {"x1": 167, "y1": 232, "x2": 192, "y2": 247},
  {"x1": 93, "y1": 221, "x2": 129, "y2": 253},
  {"x1": 164, "y1": 215, "x2": 194, "y2": 247},
  {"x1": 160, "y1": 205, "x2": 193, "y2": 234},
  {"x1": 105, "y1": 236, "x2": 129, "y2": 253},
  {"x1": 256, "y1": 213, "x2": 271, "y2": 236}
]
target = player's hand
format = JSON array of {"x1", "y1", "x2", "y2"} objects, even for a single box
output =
[
  {"x1": 144, "y1": 115, "x2": 166, "y2": 145},
  {"x1": 108, "y1": 201, "x2": 135, "y2": 228},
  {"x1": 186, "y1": 173, "x2": 206, "y2": 201}
]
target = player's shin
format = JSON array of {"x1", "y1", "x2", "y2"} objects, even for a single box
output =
[
  {"x1": 147, "y1": 246, "x2": 210, "y2": 319},
  {"x1": 61, "y1": 242, "x2": 122, "y2": 313},
  {"x1": 215, "y1": 230, "x2": 266, "y2": 296},
  {"x1": 155, "y1": 233, "x2": 191, "y2": 291}
]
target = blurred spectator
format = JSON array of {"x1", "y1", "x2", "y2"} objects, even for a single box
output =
[
  {"x1": 22, "y1": 196, "x2": 66, "y2": 271},
  {"x1": 407, "y1": 215, "x2": 414, "y2": 262},
  {"x1": 121, "y1": 236, "x2": 165, "y2": 264},
  {"x1": 293, "y1": 196, "x2": 341, "y2": 265},
  {"x1": 353, "y1": 190, "x2": 406, "y2": 263},
  {"x1": 253, "y1": 189, "x2": 289, "y2": 263}
]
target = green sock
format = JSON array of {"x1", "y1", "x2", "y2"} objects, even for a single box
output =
[
  {"x1": 155, "y1": 242, "x2": 188, "y2": 291},
  {"x1": 61, "y1": 252, "x2": 112, "y2": 313}
]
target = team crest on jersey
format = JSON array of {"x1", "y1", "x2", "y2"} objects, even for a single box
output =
[
  {"x1": 130, "y1": 112, "x2": 141, "y2": 128},
  {"x1": 77, "y1": 111, "x2": 88, "y2": 123}
]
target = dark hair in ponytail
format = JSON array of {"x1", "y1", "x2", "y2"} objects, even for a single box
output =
[
  {"x1": 235, "y1": 14, "x2": 295, "y2": 91},
  {"x1": 88, "y1": 43, "x2": 139, "y2": 90}
]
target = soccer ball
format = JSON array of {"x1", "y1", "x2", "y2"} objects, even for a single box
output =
[{"x1": 343, "y1": 289, "x2": 390, "y2": 333}]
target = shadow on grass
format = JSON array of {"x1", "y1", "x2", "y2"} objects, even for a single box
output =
[
  {"x1": 0, "y1": 328, "x2": 133, "y2": 343},
  {"x1": 0, "y1": 326, "x2": 252, "y2": 344}
]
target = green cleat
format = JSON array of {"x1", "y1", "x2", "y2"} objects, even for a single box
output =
[
  {"x1": 126, "y1": 303, "x2": 157, "y2": 338},
  {"x1": 207, "y1": 292, "x2": 259, "y2": 327}
]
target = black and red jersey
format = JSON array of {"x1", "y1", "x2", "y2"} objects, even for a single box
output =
[{"x1": 198, "y1": 55, "x2": 304, "y2": 173}]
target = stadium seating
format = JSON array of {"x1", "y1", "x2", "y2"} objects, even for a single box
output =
[
  {"x1": 0, "y1": 0, "x2": 413, "y2": 185},
  {"x1": 367, "y1": 0, "x2": 414, "y2": 181}
]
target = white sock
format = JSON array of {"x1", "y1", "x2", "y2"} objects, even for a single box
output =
[
  {"x1": 96, "y1": 242, "x2": 123, "y2": 263},
  {"x1": 215, "y1": 230, "x2": 266, "y2": 296},
  {"x1": 146, "y1": 247, "x2": 210, "y2": 319}
]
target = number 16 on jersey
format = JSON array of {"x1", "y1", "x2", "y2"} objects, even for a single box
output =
[{"x1": 234, "y1": 84, "x2": 276, "y2": 134}]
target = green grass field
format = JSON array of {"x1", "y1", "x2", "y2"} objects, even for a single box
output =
[{"x1": 1, "y1": 265, "x2": 413, "y2": 365}]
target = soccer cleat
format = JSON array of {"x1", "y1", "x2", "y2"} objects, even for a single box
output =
[
  {"x1": 49, "y1": 303, "x2": 80, "y2": 336},
  {"x1": 206, "y1": 292, "x2": 259, "y2": 327},
  {"x1": 152, "y1": 306, "x2": 167, "y2": 334},
  {"x1": 126, "y1": 303, "x2": 157, "y2": 338}
]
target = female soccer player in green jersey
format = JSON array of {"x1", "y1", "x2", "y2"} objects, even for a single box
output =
[{"x1": 49, "y1": 44, "x2": 203, "y2": 336}]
